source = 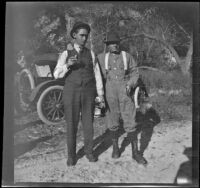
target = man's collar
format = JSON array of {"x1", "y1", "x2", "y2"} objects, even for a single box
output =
[
  {"x1": 74, "y1": 43, "x2": 84, "y2": 53},
  {"x1": 110, "y1": 50, "x2": 121, "y2": 56},
  {"x1": 74, "y1": 43, "x2": 80, "y2": 49}
]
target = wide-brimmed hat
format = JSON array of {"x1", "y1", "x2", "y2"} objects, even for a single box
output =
[
  {"x1": 70, "y1": 22, "x2": 91, "y2": 39},
  {"x1": 104, "y1": 32, "x2": 120, "y2": 44}
]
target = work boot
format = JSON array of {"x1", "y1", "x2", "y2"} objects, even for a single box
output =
[
  {"x1": 112, "y1": 139, "x2": 120, "y2": 158},
  {"x1": 86, "y1": 153, "x2": 98, "y2": 162},
  {"x1": 131, "y1": 140, "x2": 148, "y2": 165},
  {"x1": 67, "y1": 157, "x2": 76, "y2": 166},
  {"x1": 110, "y1": 130, "x2": 120, "y2": 159},
  {"x1": 128, "y1": 132, "x2": 148, "y2": 165}
]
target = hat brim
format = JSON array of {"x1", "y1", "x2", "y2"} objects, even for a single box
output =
[
  {"x1": 104, "y1": 40, "x2": 120, "y2": 44},
  {"x1": 70, "y1": 24, "x2": 90, "y2": 39}
]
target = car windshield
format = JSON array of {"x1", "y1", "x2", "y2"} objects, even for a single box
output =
[{"x1": 35, "y1": 64, "x2": 53, "y2": 77}]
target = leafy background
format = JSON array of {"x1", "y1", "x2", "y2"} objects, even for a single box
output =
[{"x1": 10, "y1": 2, "x2": 196, "y2": 120}]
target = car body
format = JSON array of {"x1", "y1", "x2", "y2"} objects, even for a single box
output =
[{"x1": 15, "y1": 53, "x2": 103, "y2": 125}]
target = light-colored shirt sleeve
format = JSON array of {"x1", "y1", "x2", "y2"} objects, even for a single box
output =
[
  {"x1": 93, "y1": 55, "x2": 104, "y2": 96},
  {"x1": 53, "y1": 50, "x2": 69, "y2": 79},
  {"x1": 54, "y1": 49, "x2": 104, "y2": 96}
]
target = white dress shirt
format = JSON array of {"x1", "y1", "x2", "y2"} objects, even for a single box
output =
[{"x1": 54, "y1": 43, "x2": 104, "y2": 96}]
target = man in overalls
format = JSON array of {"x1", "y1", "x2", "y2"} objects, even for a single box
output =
[
  {"x1": 98, "y1": 32, "x2": 147, "y2": 165},
  {"x1": 54, "y1": 22, "x2": 104, "y2": 166}
]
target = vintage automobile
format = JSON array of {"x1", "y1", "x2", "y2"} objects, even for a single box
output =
[{"x1": 14, "y1": 52, "x2": 103, "y2": 125}]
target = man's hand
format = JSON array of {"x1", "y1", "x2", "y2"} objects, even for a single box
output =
[
  {"x1": 98, "y1": 95, "x2": 105, "y2": 109},
  {"x1": 67, "y1": 55, "x2": 78, "y2": 68},
  {"x1": 126, "y1": 85, "x2": 131, "y2": 97}
]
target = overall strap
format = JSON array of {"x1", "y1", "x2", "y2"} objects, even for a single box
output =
[
  {"x1": 90, "y1": 50, "x2": 96, "y2": 66},
  {"x1": 105, "y1": 51, "x2": 127, "y2": 70},
  {"x1": 134, "y1": 86, "x2": 140, "y2": 108},
  {"x1": 122, "y1": 51, "x2": 127, "y2": 70},
  {"x1": 105, "y1": 52, "x2": 110, "y2": 70}
]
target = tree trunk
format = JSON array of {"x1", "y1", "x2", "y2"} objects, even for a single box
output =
[
  {"x1": 121, "y1": 33, "x2": 183, "y2": 70},
  {"x1": 133, "y1": 66, "x2": 166, "y2": 74},
  {"x1": 104, "y1": 15, "x2": 109, "y2": 53},
  {"x1": 146, "y1": 40, "x2": 154, "y2": 60},
  {"x1": 88, "y1": 21, "x2": 94, "y2": 51},
  {"x1": 65, "y1": 14, "x2": 74, "y2": 38},
  {"x1": 181, "y1": 35, "x2": 193, "y2": 75},
  {"x1": 143, "y1": 33, "x2": 182, "y2": 66},
  {"x1": 129, "y1": 43, "x2": 138, "y2": 59}
]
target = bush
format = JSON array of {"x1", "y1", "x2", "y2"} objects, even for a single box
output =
[
  {"x1": 139, "y1": 69, "x2": 192, "y2": 91},
  {"x1": 139, "y1": 69, "x2": 192, "y2": 121},
  {"x1": 151, "y1": 94, "x2": 192, "y2": 121}
]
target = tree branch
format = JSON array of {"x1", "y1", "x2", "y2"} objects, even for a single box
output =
[
  {"x1": 172, "y1": 17, "x2": 191, "y2": 40},
  {"x1": 92, "y1": 20, "x2": 119, "y2": 39},
  {"x1": 134, "y1": 66, "x2": 166, "y2": 74},
  {"x1": 121, "y1": 32, "x2": 181, "y2": 65}
]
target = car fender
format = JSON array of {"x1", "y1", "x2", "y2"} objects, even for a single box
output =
[
  {"x1": 18, "y1": 69, "x2": 35, "y2": 89},
  {"x1": 29, "y1": 78, "x2": 65, "y2": 103}
]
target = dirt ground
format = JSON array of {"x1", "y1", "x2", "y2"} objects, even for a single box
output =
[{"x1": 14, "y1": 111, "x2": 192, "y2": 184}]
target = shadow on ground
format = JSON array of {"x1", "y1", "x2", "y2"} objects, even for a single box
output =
[
  {"x1": 14, "y1": 119, "x2": 43, "y2": 133},
  {"x1": 174, "y1": 147, "x2": 193, "y2": 185},
  {"x1": 76, "y1": 120, "x2": 125, "y2": 161},
  {"x1": 120, "y1": 107, "x2": 161, "y2": 156},
  {"x1": 76, "y1": 107, "x2": 161, "y2": 161},
  {"x1": 14, "y1": 135, "x2": 53, "y2": 158}
]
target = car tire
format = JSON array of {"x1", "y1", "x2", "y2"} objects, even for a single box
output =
[
  {"x1": 37, "y1": 85, "x2": 65, "y2": 125},
  {"x1": 17, "y1": 69, "x2": 35, "y2": 112}
]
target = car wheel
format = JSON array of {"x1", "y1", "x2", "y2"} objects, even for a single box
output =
[
  {"x1": 37, "y1": 85, "x2": 65, "y2": 125},
  {"x1": 16, "y1": 70, "x2": 35, "y2": 113}
]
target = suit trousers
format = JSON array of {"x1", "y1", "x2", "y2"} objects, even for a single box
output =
[{"x1": 62, "y1": 80, "x2": 96, "y2": 158}]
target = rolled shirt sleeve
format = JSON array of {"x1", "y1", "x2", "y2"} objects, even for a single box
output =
[
  {"x1": 126, "y1": 53, "x2": 139, "y2": 88},
  {"x1": 93, "y1": 56, "x2": 104, "y2": 96},
  {"x1": 53, "y1": 51, "x2": 69, "y2": 79}
]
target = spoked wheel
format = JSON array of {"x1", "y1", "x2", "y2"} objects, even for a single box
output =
[
  {"x1": 17, "y1": 69, "x2": 35, "y2": 112},
  {"x1": 37, "y1": 85, "x2": 64, "y2": 125}
]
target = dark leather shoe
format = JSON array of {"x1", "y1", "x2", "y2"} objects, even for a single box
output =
[
  {"x1": 112, "y1": 150, "x2": 120, "y2": 159},
  {"x1": 67, "y1": 157, "x2": 76, "y2": 166},
  {"x1": 131, "y1": 140, "x2": 148, "y2": 165},
  {"x1": 132, "y1": 152, "x2": 148, "y2": 165},
  {"x1": 86, "y1": 154, "x2": 98, "y2": 162}
]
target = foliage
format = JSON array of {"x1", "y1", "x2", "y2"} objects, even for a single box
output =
[
  {"x1": 139, "y1": 69, "x2": 192, "y2": 120},
  {"x1": 140, "y1": 69, "x2": 192, "y2": 90},
  {"x1": 151, "y1": 94, "x2": 191, "y2": 121},
  {"x1": 13, "y1": 2, "x2": 193, "y2": 122},
  {"x1": 16, "y1": 2, "x2": 193, "y2": 73}
]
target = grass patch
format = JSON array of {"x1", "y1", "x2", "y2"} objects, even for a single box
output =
[
  {"x1": 150, "y1": 94, "x2": 192, "y2": 121},
  {"x1": 139, "y1": 69, "x2": 192, "y2": 121},
  {"x1": 140, "y1": 69, "x2": 192, "y2": 91}
]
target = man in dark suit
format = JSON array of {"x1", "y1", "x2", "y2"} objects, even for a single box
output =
[{"x1": 54, "y1": 22, "x2": 104, "y2": 166}]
